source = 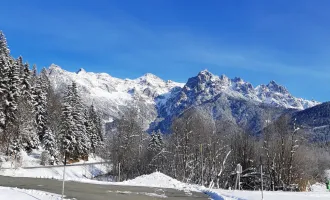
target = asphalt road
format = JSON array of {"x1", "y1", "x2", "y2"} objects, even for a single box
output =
[{"x1": 0, "y1": 175, "x2": 209, "y2": 200}]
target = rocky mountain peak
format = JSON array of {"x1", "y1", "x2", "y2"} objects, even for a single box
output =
[
  {"x1": 49, "y1": 63, "x2": 61, "y2": 69},
  {"x1": 76, "y1": 68, "x2": 86, "y2": 74},
  {"x1": 185, "y1": 70, "x2": 218, "y2": 91},
  {"x1": 197, "y1": 69, "x2": 216, "y2": 81},
  {"x1": 232, "y1": 77, "x2": 244, "y2": 83},
  {"x1": 137, "y1": 73, "x2": 165, "y2": 85},
  {"x1": 267, "y1": 80, "x2": 289, "y2": 94},
  {"x1": 48, "y1": 63, "x2": 64, "y2": 75},
  {"x1": 219, "y1": 74, "x2": 231, "y2": 87}
]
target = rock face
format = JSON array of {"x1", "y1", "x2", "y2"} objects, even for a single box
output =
[
  {"x1": 292, "y1": 102, "x2": 330, "y2": 142},
  {"x1": 45, "y1": 65, "x2": 319, "y2": 133}
]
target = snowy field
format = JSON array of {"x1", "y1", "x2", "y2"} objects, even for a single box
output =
[
  {"x1": 0, "y1": 186, "x2": 65, "y2": 200},
  {"x1": 1, "y1": 150, "x2": 330, "y2": 200},
  {"x1": 82, "y1": 172, "x2": 330, "y2": 200},
  {"x1": 0, "y1": 149, "x2": 109, "y2": 181},
  {"x1": 119, "y1": 172, "x2": 330, "y2": 200},
  {"x1": 208, "y1": 189, "x2": 330, "y2": 200}
]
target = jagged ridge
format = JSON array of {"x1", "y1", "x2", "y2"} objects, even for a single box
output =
[{"x1": 46, "y1": 65, "x2": 319, "y2": 132}]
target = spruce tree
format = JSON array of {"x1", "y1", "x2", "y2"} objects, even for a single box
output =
[
  {"x1": 148, "y1": 130, "x2": 163, "y2": 153},
  {"x1": 35, "y1": 75, "x2": 48, "y2": 141},
  {"x1": 71, "y1": 82, "x2": 90, "y2": 157},
  {"x1": 43, "y1": 127, "x2": 57, "y2": 163},
  {"x1": 148, "y1": 131, "x2": 159, "y2": 152},
  {"x1": 85, "y1": 108, "x2": 96, "y2": 153},
  {"x1": 0, "y1": 31, "x2": 15, "y2": 154},
  {"x1": 59, "y1": 89, "x2": 76, "y2": 159},
  {"x1": 156, "y1": 130, "x2": 164, "y2": 149},
  {"x1": 0, "y1": 31, "x2": 10, "y2": 57},
  {"x1": 18, "y1": 62, "x2": 39, "y2": 152},
  {"x1": 87, "y1": 104, "x2": 103, "y2": 153},
  {"x1": 0, "y1": 56, "x2": 10, "y2": 131},
  {"x1": 6, "y1": 58, "x2": 21, "y2": 155}
]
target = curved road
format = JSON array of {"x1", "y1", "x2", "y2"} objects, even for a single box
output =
[{"x1": 0, "y1": 175, "x2": 208, "y2": 200}]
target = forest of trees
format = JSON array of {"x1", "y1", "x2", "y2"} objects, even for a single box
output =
[
  {"x1": 105, "y1": 106, "x2": 330, "y2": 191},
  {"x1": 0, "y1": 31, "x2": 103, "y2": 165}
]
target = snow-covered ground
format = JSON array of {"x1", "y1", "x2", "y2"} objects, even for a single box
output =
[
  {"x1": 122, "y1": 172, "x2": 203, "y2": 194},
  {"x1": 209, "y1": 189, "x2": 330, "y2": 200},
  {"x1": 1, "y1": 151, "x2": 329, "y2": 200},
  {"x1": 107, "y1": 172, "x2": 330, "y2": 200},
  {"x1": 94, "y1": 172, "x2": 330, "y2": 200},
  {"x1": 0, "y1": 149, "x2": 109, "y2": 181},
  {"x1": 0, "y1": 186, "x2": 65, "y2": 200}
]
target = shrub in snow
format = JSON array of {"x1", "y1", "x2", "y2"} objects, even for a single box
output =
[
  {"x1": 40, "y1": 151, "x2": 50, "y2": 166},
  {"x1": 13, "y1": 152, "x2": 23, "y2": 168}
]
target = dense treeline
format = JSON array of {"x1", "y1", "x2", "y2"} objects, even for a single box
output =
[
  {"x1": 106, "y1": 106, "x2": 330, "y2": 191},
  {"x1": 0, "y1": 31, "x2": 103, "y2": 165}
]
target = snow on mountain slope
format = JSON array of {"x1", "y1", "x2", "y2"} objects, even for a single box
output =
[
  {"x1": 48, "y1": 64, "x2": 183, "y2": 101},
  {"x1": 198, "y1": 70, "x2": 319, "y2": 110},
  {"x1": 163, "y1": 70, "x2": 318, "y2": 115},
  {"x1": 46, "y1": 66, "x2": 319, "y2": 131},
  {"x1": 46, "y1": 64, "x2": 183, "y2": 127}
]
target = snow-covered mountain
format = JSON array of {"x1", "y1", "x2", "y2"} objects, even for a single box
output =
[
  {"x1": 45, "y1": 65, "x2": 319, "y2": 132},
  {"x1": 155, "y1": 70, "x2": 319, "y2": 133},
  {"x1": 46, "y1": 64, "x2": 183, "y2": 128},
  {"x1": 161, "y1": 70, "x2": 318, "y2": 114}
]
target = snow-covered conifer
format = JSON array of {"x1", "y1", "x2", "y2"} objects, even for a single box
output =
[
  {"x1": 43, "y1": 127, "x2": 58, "y2": 163},
  {"x1": 71, "y1": 82, "x2": 90, "y2": 157},
  {"x1": 59, "y1": 98, "x2": 76, "y2": 159},
  {"x1": 34, "y1": 75, "x2": 48, "y2": 141}
]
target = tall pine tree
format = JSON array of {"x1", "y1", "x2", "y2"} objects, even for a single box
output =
[
  {"x1": 59, "y1": 85, "x2": 76, "y2": 160},
  {"x1": 34, "y1": 74, "x2": 48, "y2": 141},
  {"x1": 6, "y1": 57, "x2": 22, "y2": 155},
  {"x1": 71, "y1": 82, "x2": 90, "y2": 157},
  {"x1": 43, "y1": 127, "x2": 58, "y2": 163},
  {"x1": 87, "y1": 104, "x2": 103, "y2": 153},
  {"x1": 0, "y1": 32, "x2": 11, "y2": 148},
  {"x1": 18, "y1": 62, "x2": 39, "y2": 152}
]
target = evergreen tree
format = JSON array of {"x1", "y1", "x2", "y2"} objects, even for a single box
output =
[
  {"x1": 20, "y1": 63, "x2": 32, "y2": 94},
  {"x1": 30, "y1": 64, "x2": 38, "y2": 87},
  {"x1": 95, "y1": 114, "x2": 104, "y2": 145},
  {"x1": 59, "y1": 90, "x2": 76, "y2": 159},
  {"x1": 0, "y1": 55, "x2": 10, "y2": 132},
  {"x1": 85, "y1": 108, "x2": 96, "y2": 153},
  {"x1": 18, "y1": 62, "x2": 39, "y2": 152},
  {"x1": 156, "y1": 130, "x2": 164, "y2": 149},
  {"x1": 8, "y1": 136, "x2": 21, "y2": 157},
  {"x1": 35, "y1": 75, "x2": 48, "y2": 141},
  {"x1": 43, "y1": 127, "x2": 58, "y2": 163},
  {"x1": 0, "y1": 31, "x2": 18, "y2": 154},
  {"x1": 148, "y1": 132, "x2": 159, "y2": 152},
  {"x1": 0, "y1": 31, "x2": 10, "y2": 57},
  {"x1": 148, "y1": 130, "x2": 163, "y2": 153},
  {"x1": 16, "y1": 56, "x2": 24, "y2": 77},
  {"x1": 6, "y1": 59, "x2": 21, "y2": 155},
  {"x1": 87, "y1": 104, "x2": 103, "y2": 153},
  {"x1": 71, "y1": 82, "x2": 90, "y2": 157}
]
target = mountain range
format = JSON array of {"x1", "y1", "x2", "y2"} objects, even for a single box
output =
[{"x1": 46, "y1": 64, "x2": 326, "y2": 134}]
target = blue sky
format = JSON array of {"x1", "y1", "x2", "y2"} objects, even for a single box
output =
[{"x1": 1, "y1": 0, "x2": 330, "y2": 101}]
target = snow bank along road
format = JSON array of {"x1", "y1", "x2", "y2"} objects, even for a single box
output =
[{"x1": 0, "y1": 175, "x2": 208, "y2": 200}]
